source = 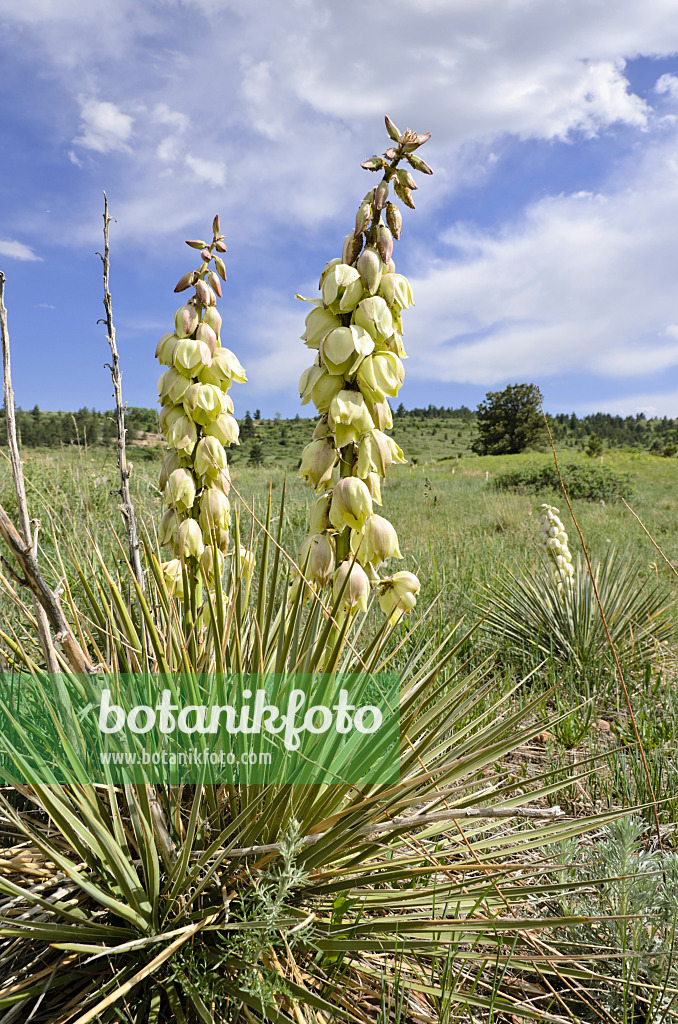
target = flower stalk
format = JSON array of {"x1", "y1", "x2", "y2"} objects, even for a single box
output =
[
  {"x1": 296, "y1": 117, "x2": 431, "y2": 622},
  {"x1": 540, "y1": 503, "x2": 575, "y2": 593},
  {"x1": 156, "y1": 217, "x2": 246, "y2": 595}
]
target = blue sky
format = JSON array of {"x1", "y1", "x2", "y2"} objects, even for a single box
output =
[{"x1": 2, "y1": 1, "x2": 678, "y2": 419}]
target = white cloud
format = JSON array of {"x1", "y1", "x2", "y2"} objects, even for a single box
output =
[
  {"x1": 0, "y1": 239, "x2": 42, "y2": 261},
  {"x1": 184, "y1": 155, "x2": 226, "y2": 187},
  {"x1": 403, "y1": 124, "x2": 678, "y2": 388},
  {"x1": 6, "y1": 0, "x2": 678, "y2": 413},
  {"x1": 229, "y1": 290, "x2": 310, "y2": 395},
  {"x1": 577, "y1": 390, "x2": 678, "y2": 418},
  {"x1": 73, "y1": 98, "x2": 134, "y2": 153},
  {"x1": 4, "y1": 0, "x2": 678, "y2": 248}
]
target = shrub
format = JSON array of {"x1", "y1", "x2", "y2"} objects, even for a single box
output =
[{"x1": 491, "y1": 460, "x2": 634, "y2": 501}]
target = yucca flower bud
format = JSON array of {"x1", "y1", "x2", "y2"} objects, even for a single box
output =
[
  {"x1": 355, "y1": 200, "x2": 373, "y2": 237},
  {"x1": 395, "y1": 167, "x2": 417, "y2": 191},
  {"x1": 173, "y1": 338, "x2": 213, "y2": 376},
  {"x1": 166, "y1": 412, "x2": 198, "y2": 452},
  {"x1": 203, "y1": 413, "x2": 240, "y2": 446},
  {"x1": 328, "y1": 390, "x2": 375, "y2": 447},
  {"x1": 333, "y1": 559, "x2": 370, "y2": 614},
  {"x1": 407, "y1": 153, "x2": 433, "y2": 174},
  {"x1": 161, "y1": 558, "x2": 185, "y2": 598},
  {"x1": 374, "y1": 179, "x2": 389, "y2": 211},
  {"x1": 320, "y1": 325, "x2": 374, "y2": 376},
  {"x1": 309, "y1": 492, "x2": 333, "y2": 533},
  {"x1": 176, "y1": 518, "x2": 205, "y2": 559},
  {"x1": 394, "y1": 181, "x2": 415, "y2": 209},
  {"x1": 195, "y1": 321, "x2": 218, "y2": 355},
  {"x1": 200, "y1": 544, "x2": 225, "y2": 580},
  {"x1": 211, "y1": 464, "x2": 231, "y2": 496},
  {"x1": 357, "y1": 429, "x2": 406, "y2": 477},
  {"x1": 342, "y1": 231, "x2": 363, "y2": 265},
  {"x1": 175, "y1": 304, "x2": 200, "y2": 338},
  {"x1": 199, "y1": 486, "x2": 230, "y2": 533},
  {"x1": 329, "y1": 477, "x2": 373, "y2": 532},
  {"x1": 158, "y1": 367, "x2": 191, "y2": 405},
  {"x1": 376, "y1": 224, "x2": 393, "y2": 264},
  {"x1": 158, "y1": 508, "x2": 180, "y2": 548},
  {"x1": 298, "y1": 533, "x2": 335, "y2": 587},
  {"x1": 356, "y1": 246, "x2": 382, "y2": 295},
  {"x1": 351, "y1": 514, "x2": 402, "y2": 568},
  {"x1": 156, "y1": 332, "x2": 180, "y2": 365},
  {"x1": 195, "y1": 278, "x2": 211, "y2": 304},
  {"x1": 384, "y1": 115, "x2": 401, "y2": 141},
  {"x1": 299, "y1": 437, "x2": 337, "y2": 491},
  {"x1": 312, "y1": 416, "x2": 332, "y2": 441},
  {"x1": 361, "y1": 155, "x2": 387, "y2": 171},
  {"x1": 159, "y1": 449, "x2": 186, "y2": 490},
  {"x1": 202, "y1": 306, "x2": 222, "y2": 337},
  {"x1": 378, "y1": 570, "x2": 420, "y2": 620},
  {"x1": 174, "y1": 270, "x2": 198, "y2": 293},
  {"x1": 393, "y1": 274, "x2": 414, "y2": 309},
  {"x1": 165, "y1": 467, "x2": 197, "y2": 511},
  {"x1": 195, "y1": 435, "x2": 229, "y2": 479},
  {"x1": 353, "y1": 295, "x2": 394, "y2": 340},
  {"x1": 183, "y1": 382, "x2": 224, "y2": 424},
  {"x1": 385, "y1": 202, "x2": 402, "y2": 239}
]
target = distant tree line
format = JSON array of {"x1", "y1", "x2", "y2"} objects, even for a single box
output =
[
  {"x1": 395, "y1": 395, "x2": 678, "y2": 453},
  {"x1": 0, "y1": 406, "x2": 158, "y2": 448},
  {"x1": 394, "y1": 402, "x2": 475, "y2": 420},
  {"x1": 2, "y1": 398, "x2": 676, "y2": 455}
]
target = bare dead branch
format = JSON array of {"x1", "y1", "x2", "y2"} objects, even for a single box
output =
[
  {"x1": 192, "y1": 804, "x2": 567, "y2": 861},
  {"x1": 0, "y1": 504, "x2": 93, "y2": 674},
  {"x1": 0, "y1": 272, "x2": 59, "y2": 673},
  {"x1": 99, "y1": 194, "x2": 144, "y2": 588}
]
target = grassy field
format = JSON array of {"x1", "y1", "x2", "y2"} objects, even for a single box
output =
[
  {"x1": 2, "y1": 438, "x2": 677, "y2": 811},
  {"x1": 1, "y1": 435, "x2": 678, "y2": 1020}
]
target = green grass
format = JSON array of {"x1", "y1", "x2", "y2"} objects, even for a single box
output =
[
  {"x1": 1, "y1": 438, "x2": 678, "y2": 1019},
  {"x1": 1, "y1": 440, "x2": 677, "y2": 822}
]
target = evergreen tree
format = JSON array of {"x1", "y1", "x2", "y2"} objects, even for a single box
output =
[{"x1": 473, "y1": 383, "x2": 544, "y2": 455}]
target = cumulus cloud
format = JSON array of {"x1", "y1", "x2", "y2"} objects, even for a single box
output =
[
  {"x1": 403, "y1": 115, "x2": 678, "y2": 389},
  {"x1": 185, "y1": 155, "x2": 226, "y2": 187},
  {"x1": 5, "y1": 0, "x2": 678, "y2": 411},
  {"x1": 73, "y1": 98, "x2": 134, "y2": 153},
  {"x1": 4, "y1": 0, "x2": 678, "y2": 246},
  {"x1": 0, "y1": 239, "x2": 42, "y2": 261}
]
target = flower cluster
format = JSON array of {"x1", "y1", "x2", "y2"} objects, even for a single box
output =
[
  {"x1": 295, "y1": 117, "x2": 431, "y2": 622},
  {"x1": 540, "y1": 504, "x2": 575, "y2": 592},
  {"x1": 156, "y1": 216, "x2": 246, "y2": 595}
]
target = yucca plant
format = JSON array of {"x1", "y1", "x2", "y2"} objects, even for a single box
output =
[
  {"x1": 479, "y1": 546, "x2": 674, "y2": 684},
  {"x1": 0, "y1": 124, "x2": 652, "y2": 1024},
  {"x1": 0, "y1": 488, "x2": 640, "y2": 1023}
]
